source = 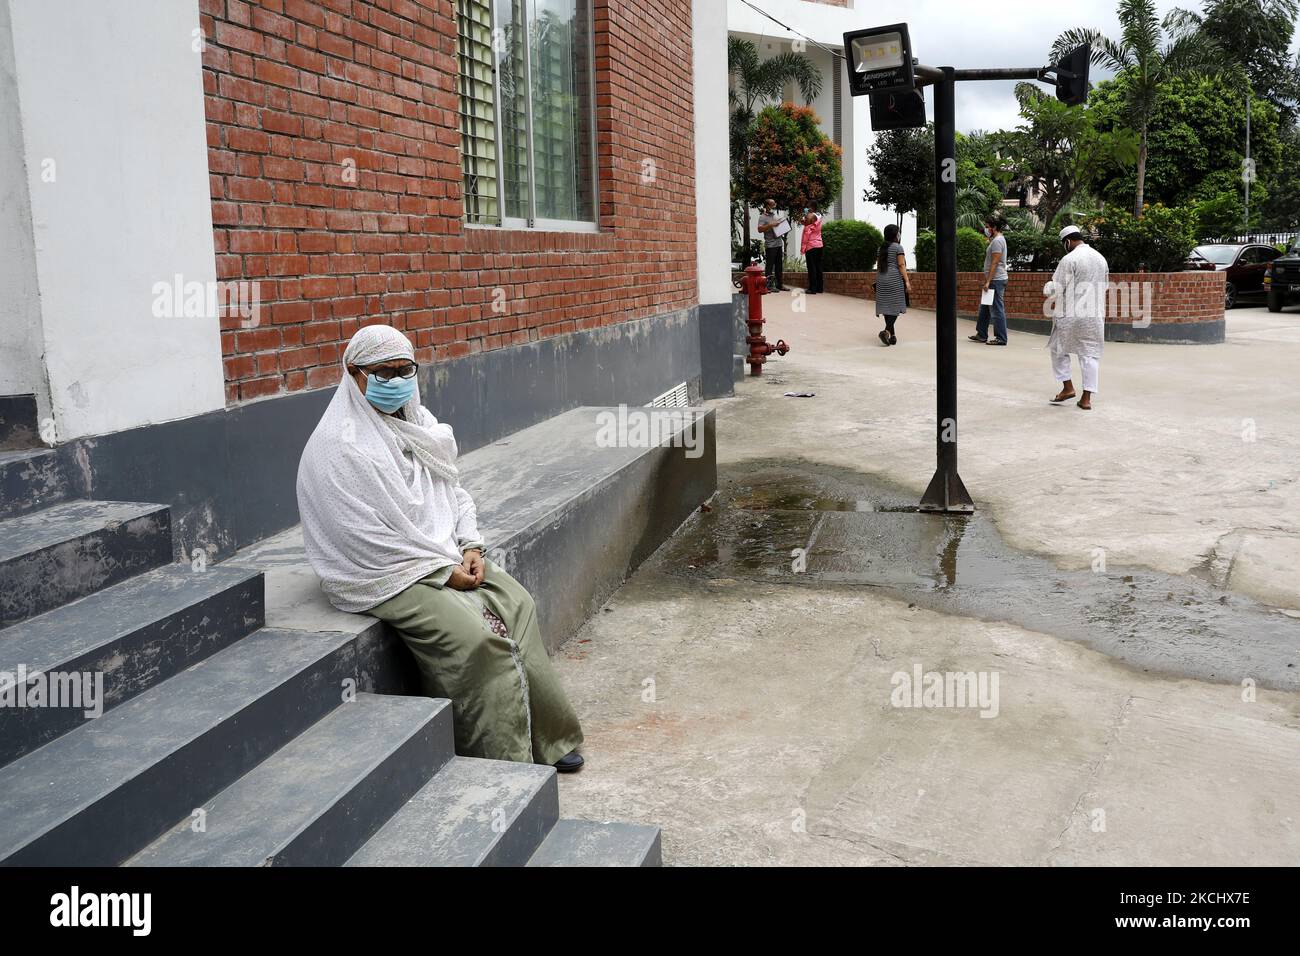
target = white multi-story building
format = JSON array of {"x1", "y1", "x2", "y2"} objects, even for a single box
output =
[{"x1": 728, "y1": 0, "x2": 919, "y2": 263}]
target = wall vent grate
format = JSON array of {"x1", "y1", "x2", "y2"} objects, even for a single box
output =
[{"x1": 649, "y1": 382, "x2": 689, "y2": 408}]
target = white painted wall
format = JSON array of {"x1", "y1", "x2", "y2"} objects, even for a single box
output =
[
  {"x1": 693, "y1": 0, "x2": 733, "y2": 307},
  {"x1": 6, "y1": 0, "x2": 225, "y2": 442},
  {"x1": 0, "y1": 0, "x2": 46, "y2": 410}
]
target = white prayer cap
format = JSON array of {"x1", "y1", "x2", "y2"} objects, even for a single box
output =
[
  {"x1": 343, "y1": 324, "x2": 415, "y2": 368},
  {"x1": 1059, "y1": 225, "x2": 1083, "y2": 242}
]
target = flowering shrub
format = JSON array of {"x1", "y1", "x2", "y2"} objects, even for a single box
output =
[{"x1": 744, "y1": 104, "x2": 843, "y2": 217}]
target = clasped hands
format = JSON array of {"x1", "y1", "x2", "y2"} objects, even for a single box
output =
[{"x1": 446, "y1": 548, "x2": 486, "y2": 590}]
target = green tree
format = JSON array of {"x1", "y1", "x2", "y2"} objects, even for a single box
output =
[
  {"x1": 1168, "y1": 0, "x2": 1300, "y2": 120},
  {"x1": 864, "y1": 125, "x2": 934, "y2": 228},
  {"x1": 1088, "y1": 72, "x2": 1283, "y2": 222},
  {"x1": 745, "y1": 104, "x2": 843, "y2": 220},
  {"x1": 1053, "y1": 0, "x2": 1220, "y2": 216},
  {"x1": 728, "y1": 37, "x2": 822, "y2": 244},
  {"x1": 864, "y1": 127, "x2": 1003, "y2": 229},
  {"x1": 1258, "y1": 125, "x2": 1300, "y2": 229},
  {"x1": 1002, "y1": 84, "x2": 1139, "y2": 227}
]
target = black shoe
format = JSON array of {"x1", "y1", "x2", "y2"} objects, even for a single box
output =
[
  {"x1": 555, "y1": 750, "x2": 584, "y2": 773},
  {"x1": 888, "y1": 333, "x2": 898, "y2": 345},
  {"x1": 986, "y1": 339, "x2": 1007, "y2": 346},
  {"x1": 878, "y1": 330, "x2": 890, "y2": 346},
  {"x1": 968, "y1": 334, "x2": 987, "y2": 342}
]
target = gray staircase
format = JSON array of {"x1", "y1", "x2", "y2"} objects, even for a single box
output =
[
  {"x1": 127, "y1": 695, "x2": 453, "y2": 867},
  {"x1": 0, "y1": 420, "x2": 663, "y2": 867},
  {"x1": 0, "y1": 499, "x2": 171, "y2": 626},
  {"x1": 346, "y1": 756, "x2": 559, "y2": 867},
  {"x1": 527, "y1": 819, "x2": 662, "y2": 867},
  {"x1": 0, "y1": 446, "x2": 71, "y2": 520},
  {"x1": 0, "y1": 562, "x2": 264, "y2": 765}
]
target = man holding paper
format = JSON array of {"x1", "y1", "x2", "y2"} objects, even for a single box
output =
[
  {"x1": 969, "y1": 215, "x2": 1009, "y2": 345},
  {"x1": 757, "y1": 198, "x2": 789, "y2": 292}
]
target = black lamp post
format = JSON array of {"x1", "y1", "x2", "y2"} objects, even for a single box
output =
[{"x1": 843, "y1": 27, "x2": 1090, "y2": 514}]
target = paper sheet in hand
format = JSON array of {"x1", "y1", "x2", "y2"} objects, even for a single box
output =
[
  {"x1": 773, "y1": 219, "x2": 791, "y2": 238},
  {"x1": 980, "y1": 289, "x2": 995, "y2": 306}
]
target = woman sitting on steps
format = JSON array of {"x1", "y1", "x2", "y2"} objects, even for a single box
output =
[{"x1": 295, "y1": 325, "x2": 585, "y2": 773}]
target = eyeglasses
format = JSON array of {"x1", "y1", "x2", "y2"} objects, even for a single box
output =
[{"x1": 363, "y1": 362, "x2": 418, "y2": 382}]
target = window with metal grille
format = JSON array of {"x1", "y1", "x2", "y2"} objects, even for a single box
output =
[
  {"x1": 457, "y1": 0, "x2": 499, "y2": 224},
  {"x1": 455, "y1": 0, "x2": 597, "y2": 228}
]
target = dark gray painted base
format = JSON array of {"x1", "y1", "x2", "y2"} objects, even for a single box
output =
[
  {"x1": 0, "y1": 395, "x2": 39, "y2": 451},
  {"x1": 14, "y1": 307, "x2": 704, "y2": 563},
  {"x1": 963, "y1": 313, "x2": 1227, "y2": 344},
  {"x1": 698, "y1": 301, "x2": 735, "y2": 399}
]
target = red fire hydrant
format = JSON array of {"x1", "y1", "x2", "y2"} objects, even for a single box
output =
[{"x1": 737, "y1": 262, "x2": 790, "y2": 376}]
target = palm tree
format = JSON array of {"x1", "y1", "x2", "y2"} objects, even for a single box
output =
[
  {"x1": 1053, "y1": 0, "x2": 1219, "y2": 216},
  {"x1": 728, "y1": 37, "x2": 823, "y2": 245}
]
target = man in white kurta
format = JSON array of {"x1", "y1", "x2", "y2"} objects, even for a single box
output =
[{"x1": 1044, "y1": 225, "x2": 1109, "y2": 410}]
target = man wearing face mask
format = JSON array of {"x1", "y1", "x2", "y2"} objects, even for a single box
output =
[
  {"x1": 756, "y1": 198, "x2": 788, "y2": 292},
  {"x1": 970, "y1": 215, "x2": 1009, "y2": 345},
  {"x1": 1044, "y1": 225, "x2": 1109, "y2": 410},
  {"x1": 296, "y1": 325, "x2": 586, "y2": 772}
]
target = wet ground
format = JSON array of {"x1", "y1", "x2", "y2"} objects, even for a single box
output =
[{"x1": 658, "y1": 459, "x2": 1300, "y2": 692}]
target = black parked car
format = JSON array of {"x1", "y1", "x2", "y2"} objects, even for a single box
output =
[
  {"x1": 1266, "y1": 238, "x2": 1300, "y2": 313},
  {"x1": 1186, "y1": 243, "x2": 1284, "y2": 309}
]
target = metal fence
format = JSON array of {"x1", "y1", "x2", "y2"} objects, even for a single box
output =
[{"x1": 1200, "y1": 231, "x2": 1299, "y2": 246}]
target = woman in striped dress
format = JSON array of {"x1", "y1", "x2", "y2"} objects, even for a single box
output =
[{"x1": 874, "y1": 224, "x2": 911, "y2": 346}]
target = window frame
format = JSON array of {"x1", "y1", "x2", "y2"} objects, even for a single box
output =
[{"x1": 460, "y1": 0, "x2": 600, "y2": 231}]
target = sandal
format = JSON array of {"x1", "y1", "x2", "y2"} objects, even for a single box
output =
[{"x1": 1050, "y1": 390, "x2": 1076, "y2": 404}]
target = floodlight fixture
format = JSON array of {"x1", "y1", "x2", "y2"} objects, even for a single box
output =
[{"x1": 843, "y1": 24, "x2": 914, "y2": 97}]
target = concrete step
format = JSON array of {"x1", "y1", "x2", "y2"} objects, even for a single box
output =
[
  {"x1": 0, "y1": 564, "x2": 265, "y2": 767},
  {"x1": 0, "y1": 500, "x2": 171, "y2": 628},
  {"x1": 0, "y1": 447, "x2": 71, "y2": 521},
  {"x1": 127, "y1": 694, "x2": 453, "y2": 867},
  {"x1": 346, "y1": 756, "x2": 558, "y2": 867},
  {"x1": 526, "y1": 819, "x2": 663, "y2": 867},
  {"x1": 0, "y1": 627, "x2": 356, "y2": 866}
]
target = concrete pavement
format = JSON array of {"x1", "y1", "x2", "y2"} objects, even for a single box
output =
[{"x1": 550, "y1": 294, "x2": 1300, "y2": 867}]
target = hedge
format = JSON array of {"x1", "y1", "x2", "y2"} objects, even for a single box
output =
[
  {"x1": 821, "y1": 220, "x2": 885, "y2": 272},
  {"x1": 915, "y1": 228, "x2": 989, "y2": 272}
]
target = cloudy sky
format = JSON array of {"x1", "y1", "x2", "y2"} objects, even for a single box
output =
[{"x1": 841, "y1": 0, "x2": 1299, "y2": 134}]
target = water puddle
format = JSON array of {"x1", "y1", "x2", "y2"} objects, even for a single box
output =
[{"x1": 660, "y1": 461, "x2": 1300, "y2": 691}]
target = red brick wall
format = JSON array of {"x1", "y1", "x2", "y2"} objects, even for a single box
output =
[
  {"x1": 202, "y1": 0, "x2": 697, "y2": 402},
  {"x1": 785, "y1": 270, "x2": 1226, "y2": 326}
]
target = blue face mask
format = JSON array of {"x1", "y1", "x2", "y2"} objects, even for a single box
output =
[{"x1": 364, "y1": 373, "x2": 417, "y2": 413}]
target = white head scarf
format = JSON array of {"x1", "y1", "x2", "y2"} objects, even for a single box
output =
[{"x1": 295, "y1": 325, "x2": 478, "y2": 611}]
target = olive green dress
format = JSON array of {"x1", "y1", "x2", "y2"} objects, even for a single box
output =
[{"x1": 367, "y1": 559, "x2": 583, "y2": 765}]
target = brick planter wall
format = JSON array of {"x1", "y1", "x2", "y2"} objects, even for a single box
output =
[{"x1": 784, "y1": 269, "x2": 1227, "y2": 344}]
